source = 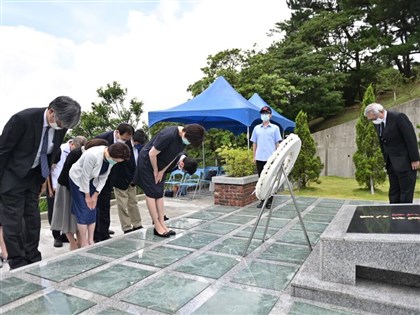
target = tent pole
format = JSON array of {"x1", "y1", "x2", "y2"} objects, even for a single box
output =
[
  {"x1": 202, "y1": 142, "x2": 205, "y2": 168},
  {"x1": 247, "y1": 126, "x2": 250, "y2": 149}
]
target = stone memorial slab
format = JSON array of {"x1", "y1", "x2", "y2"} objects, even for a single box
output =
[{"x1": 320, "y1": 204, "x2": 420, "y2": 286}]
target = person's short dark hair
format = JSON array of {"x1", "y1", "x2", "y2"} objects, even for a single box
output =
[
  {"x1": 183, "y1": 124, "x2": 205, "y2": 148},
  {"x1": 116, "y1": 123, "x2": 134, "y2": 136},
  {"x1": 259, "y1": 106, "x2": 272, "y2": 114},
  {"x1": 108, "y1": 142, "x2": 131, "y2": 161},
  {"x1": 48, "y1": 96, "x2": 82, "y2": 129},
  {"x1": 133, "y1": 129, "x2": 148, "y2": 145},
  {"x1": 183, "y1": 157, "x2": 198, "y2": 175},
  {"x1": 85, "y1": 138, "x2": 109, "y2": 150}
]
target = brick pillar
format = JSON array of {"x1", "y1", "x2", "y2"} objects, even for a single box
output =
[{"x1": 214, "y1": 181, "x2": 257, "y2": 207}]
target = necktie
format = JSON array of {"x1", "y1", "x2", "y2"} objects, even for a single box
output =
[
  {"x1": 40, "y1": 126, "x2": 50, "y2": 178},
  {"x1": 380, "y1": 122, "x2": 385, "y2": 137}
]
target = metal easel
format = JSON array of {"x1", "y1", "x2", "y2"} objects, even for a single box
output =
[{"x1": 242, "y1": 164, "x2": 312, "y2": 256}]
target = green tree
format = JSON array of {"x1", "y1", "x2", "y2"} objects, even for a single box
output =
[
  {"x1": 187, "y1": 49, "x2": 246, "y2": 96},
  {"x1": 290, "y1": 111, "x2": 323, "y2": 188},
  {"x1": 375, "y1": 67, "x2": 405, "y2": 101},
  {"x1": 365, "y1": 0, "x2": 420, "y2": 79},
  {"x1": 353, "y1": 84, "x2": 386, "y2": 193},
  {"x1": 70, "y1": 81, "x2": 144, "y2": 139}
]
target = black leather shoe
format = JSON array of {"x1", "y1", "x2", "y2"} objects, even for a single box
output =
[
  {"x1": 60, "y1": 234, "x2": 69, "y2": 243},
  {"x1": 133, "y1": 225, "x2": 144, "y2": 231},
  {"x1": 54, "y1": 238, "x2": 63, "y2": 248},
  {"x1": 256, "y1": 201, "x2": 264, "y2": 208},
  {"x1": 124, "y1": 229, "x2": 133, "y2": 234},
  {"x1": 153, "y1": 229, "x2": 170, "y2": 238},
  {"x1": 108, "y1": 229, "x2": 115, "y2": 235},
  {"x1": 265, "y1": 203, "x2": 272, "y2": 209},
  {"x1": 168, "y1": 230, "x2": 176, "y2": 236},
  {"x1": 164, "y1": 215, "x2": 169, "y2": 221}
]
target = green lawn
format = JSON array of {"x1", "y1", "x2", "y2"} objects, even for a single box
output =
[{"x1": 283, "y1": 176, "x2": 420, "y2": 201}]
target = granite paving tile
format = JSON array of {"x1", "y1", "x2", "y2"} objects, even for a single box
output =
[{"x1": 123, "y1": 274, "x2": 209, "y2": 314}]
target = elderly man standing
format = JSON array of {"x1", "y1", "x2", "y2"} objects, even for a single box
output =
[
  {"x1": 0, "y1": 96, "x2": 81, "y2": 269},
  {"x1": 364, "y1": 103, "x2": 419, "y2": 204}
]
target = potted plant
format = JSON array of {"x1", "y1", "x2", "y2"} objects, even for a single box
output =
[{"x1": 212, "y1": 146, "x2": 258, "y2": 207}]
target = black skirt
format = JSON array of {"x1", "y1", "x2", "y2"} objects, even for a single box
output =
[{"x1": 134, "y1": 151, "x2": 165, "y2": 199}]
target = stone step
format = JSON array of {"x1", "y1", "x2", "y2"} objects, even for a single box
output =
[{"x1": 291, "y1": 245, "x2": 420, "y2": 315}]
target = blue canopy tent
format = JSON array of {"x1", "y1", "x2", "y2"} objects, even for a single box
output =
[
  {"x1": 148, "y1": 76, "x2": 261, "y2": 136},
  {"x1": 248, "y1": 93, "x2": 295, "y2": 136},
  {"x1": 148, "y1": 76, "x2": 296, "y2": 165}
]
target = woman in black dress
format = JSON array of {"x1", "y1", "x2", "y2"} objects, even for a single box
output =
[{"x1": 134, "y1": 124, "x2": 205, "y2": 237}]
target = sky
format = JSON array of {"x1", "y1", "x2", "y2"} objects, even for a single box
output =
[{"x1": 0, "y1": 0, "x2": 291, "y2": 130}]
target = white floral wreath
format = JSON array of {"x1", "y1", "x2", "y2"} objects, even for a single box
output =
[{"x1": 255, "y1": 133, "x2": 302, "y2": 200}]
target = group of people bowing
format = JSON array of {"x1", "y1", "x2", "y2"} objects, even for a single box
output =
[{"x1": 0, "y1": 96, "x2": 205, "y2": 270}]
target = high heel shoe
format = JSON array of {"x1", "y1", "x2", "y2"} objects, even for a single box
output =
[
  {"x1": 153, "y1": 228, "x2": 170, "y2": 238},
  {"x1": 168, "y1": 230, "x2": 176, "y2": 236}
]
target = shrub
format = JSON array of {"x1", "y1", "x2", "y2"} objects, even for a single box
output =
[{"x1": 216, "y1": 146, "x2": 255, "y2": 177}]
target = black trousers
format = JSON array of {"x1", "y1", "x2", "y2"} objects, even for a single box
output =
[
  {"x1": 256, "y1": 160, "x2": 273, "y2": 203},
  {"x1": 94, "y1": 180, "x2": 111, "y2": 241},
  {"x1": 387, "y1": 165, "x2": 417, "y2": 204},
  {"x1": 0, "y1": 168, "x2": 43, "y2": 269}
]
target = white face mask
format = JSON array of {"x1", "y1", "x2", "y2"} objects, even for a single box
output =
[
  {"x1": 372, "y1": 118, "x2": 383, "y2": 125},
  {"x1": 50, "y1": 113, "x2": 63, "y2": 130},
  {"x1": 261, "y1": 114, "x2": 270, "y2": 122},
  {"x1": 116, "y1": 138, "x2": 126, "y2": 144},
  {"x1": 50, "y1": 121, "x2": 63, "y2": 130}
]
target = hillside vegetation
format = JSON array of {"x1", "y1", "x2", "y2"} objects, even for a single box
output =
[{"x1": 312, "y1": 81, "x2": 420, "y2": 132}]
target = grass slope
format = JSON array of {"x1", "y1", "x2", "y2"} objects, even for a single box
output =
[{"x1": 312, "y1": 81, "x2": 420, "y2": 132}]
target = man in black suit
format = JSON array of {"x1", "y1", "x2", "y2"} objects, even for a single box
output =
[
  {"x1": 364, "y1": 103, "x2": 419, "y2": 203},
  {"x1": 0, "y1": 96, "x2": 81, "y2": 269},
  {"x1": 94, "y1": 123, "x2": 134, "y2": 241}
]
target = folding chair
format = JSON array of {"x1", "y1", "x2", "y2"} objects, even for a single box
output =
[
  {"x1": 164, "y1": 169, "x2": 185, "y2": 196},
  {"x1": 177, "y1": 169, "x2": 203, "y2": 198}
]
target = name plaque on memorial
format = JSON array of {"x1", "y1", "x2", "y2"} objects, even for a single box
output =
[{"x1": 347, "y1": 204, "x2": 420, "y2": 234}]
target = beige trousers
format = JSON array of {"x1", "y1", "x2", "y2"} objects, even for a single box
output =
[{"x1": 114, "y1": 186, "x2": 142, "y2": 232}]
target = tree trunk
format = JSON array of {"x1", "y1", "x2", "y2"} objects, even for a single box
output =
[{"x1": 370, "y1": 176, "x2": 375, "y2": 195}]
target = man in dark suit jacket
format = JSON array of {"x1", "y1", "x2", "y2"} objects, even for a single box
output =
[
  {"x1": 110, "y1": 129, "x2": 147, "y2": 233},
  {"x1": 94, "y1": 123, "x2": 134, "y2": 241},
  {"x1": 365, "y1": 103, "x2": 419, "y2": 203},
  {"x1": 0, "y1": 96, "x2": 81, "y2": 269}
]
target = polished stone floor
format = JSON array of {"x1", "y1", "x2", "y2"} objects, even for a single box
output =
[{"x1": 0, "y1": 196, "x2": 380, "y2": 314}]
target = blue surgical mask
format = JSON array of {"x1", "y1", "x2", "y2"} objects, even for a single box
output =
[
  {"x1": 134, "y1": 144, "x2": 143, "y2": 150},
  {"x1": 182, "y1": 137, "x2": 190, "y2": 145},
  {"x1": 261, "y1": 114, "x2": 270, "y2": 122},
  {"x1": 106, "y1": 158, "x2": 117, "y2": 166}
]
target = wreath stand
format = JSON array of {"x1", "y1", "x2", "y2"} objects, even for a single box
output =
[{"x1": 242, "y1": 134, "x2": 313, "y2": 256}]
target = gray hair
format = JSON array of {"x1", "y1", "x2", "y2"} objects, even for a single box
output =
[
  {"x1": 48, "y1": 96, "x2": 82, "y2": 129},
  {"x1": 364, "y1": 103, "x2": 384, "y2": 117},
  {"x1": 72, "y1": 136, "x2": 87, "y2": 148}
]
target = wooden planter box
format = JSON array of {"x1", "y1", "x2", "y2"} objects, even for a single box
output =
[{"x1": 212, "y1": 174, "x2": 258, "y2": 207}]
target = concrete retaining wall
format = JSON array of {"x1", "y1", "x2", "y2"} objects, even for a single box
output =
[{"x1": 312, "y1": 99, "x2": 420, "y2": 178}]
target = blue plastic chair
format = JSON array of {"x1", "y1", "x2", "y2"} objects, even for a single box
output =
[
  {"x1": 177, "y1": 169, "x2": 204, "y2": 198},
  {"x1": 164, "y1": 169, "x2": 185, "y2": 195}
]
